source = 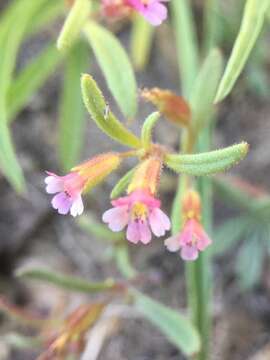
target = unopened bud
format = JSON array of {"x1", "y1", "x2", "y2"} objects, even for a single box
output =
[{"x1": 141, "y1": 88, "x2": 191, "y2": 127}]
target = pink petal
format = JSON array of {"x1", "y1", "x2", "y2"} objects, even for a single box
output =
[
  {"x1": 178, "y1": 221, "x2": 193, "y2": 246},
  {"x1": 51, "y1": 192, "x2": 72, "y2": 215},
  {"x1": 149, "y1": 208, "x2": 171, "y2": 237},
  {"x1": 138, "y1": 221, "x2": 152, "y2": 244},
  {"x1": 181, "y1": 245, "x2": 198, "y2": 261},
  {"x1": 126, "y1": 221, "x2": 140, "y2": 244},
  {"x1": 196, "y1": 226, "x2": 212, "y2": 251},
  {"x1": 141, "y1": 2, "x2": 168, "y2": 26},
  {"x1": 102, "y1": 206, "x2": 129, "y2": 232},
  {"x1": 164, "y1": 235, "x2": 181, "y2": 252},
  {"x1": 45, "y1": 176, "x2": 63, "y2": 194},
  {"x1": 70, "y1": 195, "x2": 84, "y2": 217}
]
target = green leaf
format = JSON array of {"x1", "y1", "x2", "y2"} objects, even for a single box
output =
[
  {"x1": 215, "y1": 0, "x2": 270, "y2": 103},
  {"x1": 133, "y1": 291, "x2": 200, "y2": 356},
  {"x1": 83, "y1": 21, "x2": 137, "y2": 118},
  {"x1": 170, "y1": 0, "x2": 199, "y2": 97},
  {"x1": 213, "y1": 177, "x2": 259, "y2": 212},
  {"x1": 0, "y1": 0, "x2": 47, "y2": 191},
  {"x1": 7, "y1": 43, "x2": 61, "y2": 121},
  {"x1": 165, "y1": 142, "x2": 249, "y2": 176},
  {"x1": 57, "y1": 0, "x2": 91, "y2": 51},
  {"x1": 110, "y1": 168, "x2": 135, "y2": 199},
  {"x1": 81, "y1": 74, "x2": 141, "y2": 148},
  {"x1": 235, "y1": 235, "x2": 264, "y2": 290},
  {"x1": 203, "y1": 0, "x2": 221, "y2": 53},
  {"x1": 141, "y1": 111, "x2": 160, "y2": 149},
  {"x1": 77, "y1": 213, "x2": 121, "y2": 241},
  {"x1": 130, "y1": 13, "x2": 154, "y2": 71},
  {"x1": 190, "y1": 49, "x2": 223, "y2": 131},
  {"x1": 26, "y1": 0, "x2": 65, "y2": 37},
  {"x1": 59, "y1": 41, "x2": 89, "y2": 171},
  {"x1": 16, "y1": 267, "x2": 117, "y2": 294},
  {"x1": 212, "y1": 216, "x2": 250, "y2": 256}
]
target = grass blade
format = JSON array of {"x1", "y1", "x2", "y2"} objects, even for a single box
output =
[
  {"x1": 130, "y1": 14, "x2": 154, "y2": 71},
  {"x1": 170, "y1": 0, "x2": 199, "y2": 96},
  {"x1": 7, "y1": 43, "x2": 62, "y2": 121},
  {"x1": 59, "y1": 41, "x2": 89, "y2": 170},
  {"x1": 215, "y1": 0, "x2": 270, "y2": 103}
]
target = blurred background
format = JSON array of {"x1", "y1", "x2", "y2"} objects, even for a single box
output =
[{"x1": 0, "y1": 0, "x2": 270, "y2": 359}]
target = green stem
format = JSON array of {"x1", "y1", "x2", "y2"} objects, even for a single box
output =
[
  {"x1": 114, "y1": 243, "x2": 137, "y2": 279},
  {"x1": 195, "y1": 127, "x2": 213, "y2": 360}
]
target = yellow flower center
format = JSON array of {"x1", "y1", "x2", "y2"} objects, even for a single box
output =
[{"x1": 131, "y1": 202, "x2": 148, "y2": 221}]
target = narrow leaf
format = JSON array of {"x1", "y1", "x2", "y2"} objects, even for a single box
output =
[
  {"x1": 212, "y1": 216, "x2": 250, "y2": 256},
  {"x1": 7, "y1": 43, "x2": 61, "y2": 121},
  {"x1": 165, "y1": 142, "x2": 249, "y2": 176},
  {"x1": 0, "y1": 0, "x2": 46, "y2": 191},
  {"x1": 26, "y1": 0, "x2": 65, "y2": 37},
  {"x1": 133, "y1": 291, "x2": 200, "y2": 356},
  {"x1": 16, "y1": 267, "x2": 117, "y2": 294},
  {"x1": 213, "y1": 177, "x2": 259, "y2": 212},
  {"x1": 110, "y1": 168, "x2": 135, "y2": 199},
  {"x1": 57, "y1": 0, "x2": 91, "y2": 51},
  {"x1": 59, "y1": 41, "x2": 89, "y2": 170},
  {"x1": 141, "y1": 112, "x2": 160, "y2": 149},
  {"x1": 83, "y1": 21, "x2": 137, "y2": 118},
  {"x1": 215, "y1": 0, "x2": 270, "y2": 103},
  {"x1": 130, "y1": 13, "x2": 154, "y2": 71},
  {"x1": 81, "y1": 74, "x2": 141, "y2": 148},
  {"x1": 170, "y1": 0, "x2": 199, "y2": 97},
  {"x1": 190, "y1": 49, "x2": 223, "y2": 131},
  {"x1": 236, "y1": 235, "x2": 264, "y2": 290}
]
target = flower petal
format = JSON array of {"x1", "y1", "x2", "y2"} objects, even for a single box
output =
[
  {"x1": 45, "y1": 176, "x2": 63, "y2": 194},
  {"x1": 126, "y1": 221, "x2": 140, "y2": 244},
  {"x1": 149, "y1": 208, "x2": 171, "y2": 237},
  {"x1": 51, "y1": 192, "x2": 72, "y2": 215},
  {"x1": 142, "y1": 2, "x2": 168, "y2": 26},
  {"x1": 164, "y1": 234, "x2": 181, "y2": 252},
  {"x1": 138, "y1": 221, "x2": 152, "y2": 244},
  {"x1": 70, "y1": 195, "x2": 84, "y2": 217},
  {"x1": 102, "y1": 206, "x2": 129, "y2": 232},
  {"x1": 196, "y1": 226, "x2": 212, "y2": 251},
  {"x1": 181, "y1": 245, "x2": 198, "y2": 261}
]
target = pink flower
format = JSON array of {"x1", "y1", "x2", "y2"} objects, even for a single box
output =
[
  {"x1": 45, "y1": 172, "x2": 85, "y2": 217},
  {"x1": 125, "y1": 0, "x2": 169, "y2": 26},
  {"x1": 102, "y1": 189, "x2": 170, "y2": 244},
  {"x1": 165, "y1": 219, "x2": 212, "y2": 261}
]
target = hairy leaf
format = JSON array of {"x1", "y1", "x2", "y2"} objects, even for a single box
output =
[
  {"x1": 81, "y1": 74, "x2": 141, "y2": 148},
  {"x1": 141, "y1": 112, "x2": 160, "y2": 149},
  {"x1": 165, "y1": 142, "x2": 249, "y2": 176}
]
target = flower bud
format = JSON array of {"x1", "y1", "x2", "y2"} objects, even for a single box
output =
[{"x1": 141, "y1": 87, "x2": 191, "y2": 126}]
